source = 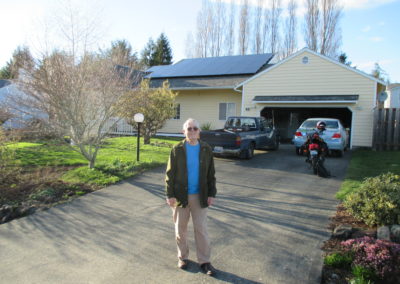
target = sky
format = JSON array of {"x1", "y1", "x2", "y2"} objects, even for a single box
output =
[{"x1": 0, "y1": 0, "x2": 399, "y2": 83}]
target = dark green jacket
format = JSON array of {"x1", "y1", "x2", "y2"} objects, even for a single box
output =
[{"x1": 165, "y1": 139, "x2": 217, "y2": 208}]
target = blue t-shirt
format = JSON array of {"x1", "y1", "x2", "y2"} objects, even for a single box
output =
[{"x1": 185, "y1": 142, "x2": 200, "y2": 195}]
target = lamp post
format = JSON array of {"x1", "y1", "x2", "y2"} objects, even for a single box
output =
[{"x1": 134, "y1": 113, "x2": 144, "y2": 161}]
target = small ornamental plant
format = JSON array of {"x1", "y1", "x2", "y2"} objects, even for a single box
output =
[{"x1": 341, "y1": 236, "x2": 400, "y2": 281}]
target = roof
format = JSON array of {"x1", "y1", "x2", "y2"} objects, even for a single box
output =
[
  {"x1": 149, "y1": 75, "x2": 253, "y2": 90},
  {"x1": 253, "y1": 95, "x2": 359, "y2": 104},
  {"x1": 388, "y1": 83, "x2": 400, "y2": 90},
  {"x1": 145, "y1": 53, "x2": 274, "y2": 79},
  {"x1": 237, "y1": 48, "x2": 387, "y2": 88},
  {"x1": 0, "y1": 80, "x2": 11, "y2": 88}
]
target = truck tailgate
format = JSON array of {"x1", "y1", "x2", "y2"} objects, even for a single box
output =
[{"x1": 201, "y1": 130, "x2": 238, "y2": 148}]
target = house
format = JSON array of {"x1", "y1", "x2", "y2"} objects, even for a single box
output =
[
  {"x1": 0, "y1": 79, "x2": 44, "y2": 129},
  {"x1": 146, "y1": 53, "x2": 274, "y2": 132},
  {"x1": 146, "y1": 48, "x2": 386, "y2": 149},
  {"x1": 384, "y1": 83, "x2": 400, "y2": 108}
]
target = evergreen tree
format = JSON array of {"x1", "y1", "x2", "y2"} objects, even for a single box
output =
[
  {"x1": 140, "y1": 38, "x2": 156, "y2": 67},
  {"x1": 153, "y1": 33, "x2": 173, "y2": 65},
  {"x1": 0, "y1": 46, "x2": 34, "y2": 79},
  {"x1": 108, "y1": 39, "x2": 138, "y2": 68},
  {"x1": 140, "y1": 33, "x2": 173, "y2": 67},
  {"x1": 0, "y1": 62, "x2": 12, "y2": 79}
]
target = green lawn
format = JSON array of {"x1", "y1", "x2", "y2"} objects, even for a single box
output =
[
  {"x1": 13, "y1": 136, "x2": 180, "y2": 185},
  {"x1": 337, "y1": 149, "x2": 400, "y2": 200}
]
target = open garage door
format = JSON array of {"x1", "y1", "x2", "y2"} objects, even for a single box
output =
[{"x1": 260, "y1": 107, "x2": 353, "y2": 143}]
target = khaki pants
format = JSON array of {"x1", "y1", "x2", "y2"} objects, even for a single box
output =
[{"x1": 172, "y1": 194, "x2": 210, "y2": 264}]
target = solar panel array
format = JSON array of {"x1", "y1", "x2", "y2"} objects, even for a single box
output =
[{"x1": 145, "y1": 53, "x2": 273, "y2": 78}]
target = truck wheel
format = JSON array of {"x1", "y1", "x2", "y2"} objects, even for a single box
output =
[
  {"x1": 240, "y1": 143, "x2": 254, "y2": 159},
  {"x1": 246, "y1": 143, "x2": 255, "y2": 159},
  {"x1": 271, "y1": 136, "x2": 280, "y2": 150}
]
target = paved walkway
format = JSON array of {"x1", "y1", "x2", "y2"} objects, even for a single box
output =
[{"x1": 0, "y1": 144, "x2": 351, "y2": 283}]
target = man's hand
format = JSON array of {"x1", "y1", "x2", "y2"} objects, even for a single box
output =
[
  {"x1": 166, "y1": 197, "x2": 177, "y2": 207},
  {"x1": 207, "y1": 197, "x2": 215, "y2": 207}
]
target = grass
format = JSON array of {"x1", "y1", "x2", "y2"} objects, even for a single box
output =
[
  {"x1": 11, "y1": 136, "x2": 178, "y2": 185},
  {"x1": 337, "y1": 149, "x2": 400, "y2": 200}
]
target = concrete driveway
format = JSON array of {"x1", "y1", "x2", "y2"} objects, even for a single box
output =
[{"x1": 0, "y1": 144, "x2": 351, "y2": 284}]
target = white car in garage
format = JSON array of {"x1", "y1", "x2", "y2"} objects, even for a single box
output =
[{"x1": 292, "y1": 118, "x2": 349, "y2": 157}]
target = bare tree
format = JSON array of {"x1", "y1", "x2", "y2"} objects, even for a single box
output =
[
  {"x1": 17, "y1": 52, "x2": 136, "y2": 168},
  {"x1": 319, "y1": 0, "x2": 343, "y2": 57},
  {"x1": 252, "y1": 0, "x2": 265, "y2": 54},
  {"x1": 261, "y1": 4, "x2": 271, "y2": 53},
  {"x1": 224, "y1": 1, "x2": 236, "y2": 56},
  {"x1": 269, "y1": 0, "x2": 282, "y2": 55},
  {"x1": 304, "y1": 0, "x2": 320, "y2": 52},
  {"x1": 282, "y1": 0, "x2": 298, "y2": 58},
  {"x1": 0, "y1": 105, "x2": 12, "y2": 125},
  {"x1": 13, "y1": 1, "x2": 137, "y2": 169},
  {"x1": 194, "y1": 0, "x2": 212, "y2": 57},
  {"x1": 210, "y1": 0, "x2": 226, "y2": 57},
  {"x1": 238, "y1": 0, "x2": 250, "y2": 55},
  {"x1": 184, "y1": 32, "x2": 195, "y2": 58}
]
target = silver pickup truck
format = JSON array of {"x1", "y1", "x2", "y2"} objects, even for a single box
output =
[{"x1": 200, "y1": 116, "x2": 280, "y2": 159}]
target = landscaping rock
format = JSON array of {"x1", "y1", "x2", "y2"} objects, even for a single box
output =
[
  {"x1": 333, "y1": 224, "x2": 353, "y2": 239},
  {"x1": 391, "y1": 225, "x2": 400, "y2": 243},
  {"x1": 377, "y1": 226, "x2": 391, "y2": 241},
  {"x1": 17, "y1": 205, "x2": 37, "y2": 217}
]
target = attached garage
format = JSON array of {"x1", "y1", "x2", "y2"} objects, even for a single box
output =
[
  {"x1": 260, "y1": 105, "x2": 353, "y2": 142},
  {"x1": 238, "y1": 48, "x2": 387, "y2": 148}
]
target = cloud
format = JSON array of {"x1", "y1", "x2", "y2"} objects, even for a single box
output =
[
  {"x1": 370, "y1": 36, "x2": 384, "y2": 42},
  {"x1": 362, "y1": 26, "x2": 371, "y2": 32}
]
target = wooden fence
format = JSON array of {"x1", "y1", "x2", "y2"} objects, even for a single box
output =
[{"x1": 373, "y1": 108, "x2": 400, "y2": 150}]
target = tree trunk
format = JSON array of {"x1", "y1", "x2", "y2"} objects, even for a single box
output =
[
  {"x1": 89, "y1": 159, "x2": 95, "y2": 169},
  {"x1": 144, "y1": 133, "x2": 151, "y2": 144}
]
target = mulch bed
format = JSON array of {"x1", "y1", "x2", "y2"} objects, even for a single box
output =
[
  {"x1": 320, "y1": 204, "x2": 400, "y2": 284},
  {"x1": 0, "y1": 166, "x2": 96, "y2": 224}
]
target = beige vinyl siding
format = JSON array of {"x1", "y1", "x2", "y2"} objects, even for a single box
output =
[
  {"x1": 160, "y1": 89, "x2": 241, "y2": 133},
  {"x1": 242, "y1": 51, "x2": 378, "y2": 147}
]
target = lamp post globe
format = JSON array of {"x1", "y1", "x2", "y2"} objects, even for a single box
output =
[
  {"x1": 134, "y1": 113, "x2": 144, "y2": 161},
  {"x1": 134, "y1": 113, "x2": 144, "y2": 123}
]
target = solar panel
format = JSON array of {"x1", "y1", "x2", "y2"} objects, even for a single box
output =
[{"x1": 146, "y1": 53, "x2": 273, "y2": 78}]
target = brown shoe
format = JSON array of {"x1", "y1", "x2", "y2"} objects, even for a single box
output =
[
  {"x1": 178, "y1": 259, "x2": 188, "y2": 269},
  {"x1": 200, "y1": 262, "x2": 216, "y2": 276}
]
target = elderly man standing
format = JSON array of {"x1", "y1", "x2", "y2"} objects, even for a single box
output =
[{"x1": 165, "y1": 118, "x2": 217, "y2": 276}]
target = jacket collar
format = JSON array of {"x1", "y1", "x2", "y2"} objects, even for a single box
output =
[{"x1": 176, "y1": 139, "x2": 206, "y2": 149}]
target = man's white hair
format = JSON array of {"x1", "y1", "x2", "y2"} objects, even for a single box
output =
[{"x1": 182, "y1": 118, "x2": 200, "y2": 131}]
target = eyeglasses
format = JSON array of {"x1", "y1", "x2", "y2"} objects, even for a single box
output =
[{"x1": 187, "y1": 127, "x2": 199, "y2": 132}]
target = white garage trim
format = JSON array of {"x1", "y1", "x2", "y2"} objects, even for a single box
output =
[{"x1": 252, "y1": 100, "x2": 358, "y2": 104}]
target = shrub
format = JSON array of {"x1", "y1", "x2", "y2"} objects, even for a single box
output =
[
  {"x1": 324, "y1": 252, "x2": 353, "y2": 268},
  {"x1": 351, "y1": 265, "x2": 377, "y2": 283},
  {"x1": 343, "y1": 172, "x2": 400, "y2": 226},
  {"x1": 200, "y1": 122, "x2": 212, "y2": 131},
  {"x1": 342, "y1": 236, "x2": 400, "y2": 280}
]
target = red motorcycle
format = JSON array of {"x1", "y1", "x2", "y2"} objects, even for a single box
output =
[{"x1": 303, "y1": 133, "x2": 330, "y2": 178}]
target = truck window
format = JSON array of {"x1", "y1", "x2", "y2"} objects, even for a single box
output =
[{"x1": 225, "y1": 118, "x2": 257, "y2": 131}]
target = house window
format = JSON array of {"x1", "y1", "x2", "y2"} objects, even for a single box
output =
[
  {"x1": 219, "y1": 103, "x2": 236, "y2": 120},
  {"x1": 302, "y1": 56, "x2": 309, "y2": 64},
  {"x1": 173, "y1": 103, "x2": 180, "y2": 120}
]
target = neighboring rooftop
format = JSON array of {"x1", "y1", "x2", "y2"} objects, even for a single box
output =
[
  {"x1": 145, "y1": 53, "x2": 274, "y2": 79},
  {"x1": 0, "y1": 80, "x2": 11, "y2": 88}
]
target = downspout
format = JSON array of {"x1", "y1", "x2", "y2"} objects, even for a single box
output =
[{"x1": 233, "y1": 84, "x2": 244, "y2": 116}]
